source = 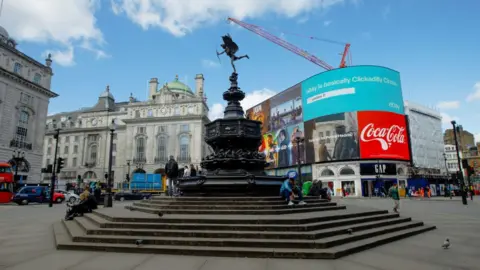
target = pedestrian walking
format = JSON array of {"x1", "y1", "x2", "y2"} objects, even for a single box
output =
[
  {"x1": 164, "y1": 156, "x2": 179, "y2": 197},
  {"x1": 389, "y1": 183, "x2": 400, "y2": 213}
]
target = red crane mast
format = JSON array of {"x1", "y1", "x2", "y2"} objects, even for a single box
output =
[{"x1": 227, "y1": 17, "x2": 350, "y2": 71}]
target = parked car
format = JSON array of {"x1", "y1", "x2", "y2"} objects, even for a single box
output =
[
  {"x1": 12, "y1": 186, "x2": 65, "y2": 205},
  {"x1": 64, "y1": 190, "x2": 80, "y2": 203},
  {"x1": 114, "y1": 191, "x2": 151, "y2": 201}
]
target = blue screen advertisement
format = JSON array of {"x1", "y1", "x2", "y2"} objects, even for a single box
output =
[{"x1": 301, "y1": 66, "x2": 404, "y2": 121}]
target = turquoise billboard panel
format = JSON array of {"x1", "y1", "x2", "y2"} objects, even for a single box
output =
[{"x1": 301, "y1": 66, "x2": 404, "y2": 121}]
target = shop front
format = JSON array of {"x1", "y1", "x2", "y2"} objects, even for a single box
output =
[{"x1": 312, "y1": 161, "x2": 409, "y2": 198}]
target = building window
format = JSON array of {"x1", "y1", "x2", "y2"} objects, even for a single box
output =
[
  {"x1": 74, "y1": 136, "x2": 79, "y2": 142},
  {"x1": 33, "y1": 73, "x2": 41, "y2": 84},
  {"x1": 65, "y1": 136, "x2": 70, "y2": 143},
  {"x1": 112, "y1": 156, "x2": 116, "y2": 166},
  {"x1": 325, "y1": 131, "x2": 331, "y2": 143},
  {"x1": 73, "y1": 145, "x2": 78, "y2": 154},
  {"x1": 147, "y1": 110, "x2": 153, "y2": 117},
  {"x1": 64, "y1": 146, "x2": 69, "y2": 154},
  {"x1": 88, "y1": 134, "x2": 98, "y2": 142},
  {"x1": 112, "y1": 143, "x2": 116, "y2": 152},
  {"x1": 72, "y1": 157, "x2": 77, "y2": 167},
  {"x1": 159, "y1": 125, "x2": 167, "y2": 133},
  {"x1": 46, "y1": 159, "x2": 50, "y2": 166},
  {"x1": 16, "y1": 110, "x2": 29, "y2": 145},
  {"x1": 174, "y1": 107, "x2": 180, "y2": 115},
  {"x1": 179, "y1": 135, "x2": 189, "y2": 160},
  {"x1": 89, "y1": 145, "x2": 97, "y2": 163},
  {"x1": 47, "y1": 147, "x2": 51, "y2": 155},
  {"x1": 48, "y1": 138, "x2": 53, "y2": 144},
  {"x1": 137, "y1": 127, "x2": 146, "y2": 134},
  {"x1": 14, "y1": 63, "x2": 22, "y2": 74},
  {"x1": 113, "y1": 133, "x2": 117, "y2": 140},
  {"x1": 157, "y1": 136, "x2": 167, "y2": 159},
  {"x1": 136, "y1": 137, "x2": 145, "y2": 159},
  {"x1": 135, "y1": 110, "x2": 140, "y2": 118}
]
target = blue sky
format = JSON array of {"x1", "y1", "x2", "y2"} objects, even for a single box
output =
[{"x1": 2, "y1": 0, "x2": 479, "y2": 142}]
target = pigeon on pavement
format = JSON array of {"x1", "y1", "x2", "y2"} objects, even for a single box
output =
[{"x1": 442, "y1": 238, "x2": 450, "y2": 249}]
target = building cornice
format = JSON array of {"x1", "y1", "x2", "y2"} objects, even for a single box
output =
[
  {"x1": 122, "y1": 115, "x2": 210, "y2": 124},
  {"x1": 45, "y1": 125, "x2": 127, "y2": 136},
  {"x1": 127, "y1": 99, "x2": 208, "y2": 108},
  {"x1": 0, "y1": 42, "x2": 52, "y2": 74},
  {"x1": 0, "y1": 66, "x2": 58, "y2": 98}
]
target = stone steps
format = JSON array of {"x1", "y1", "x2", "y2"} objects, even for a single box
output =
[
  {"x1": 148, "y1": 198, "x2": 327, "y2": 205},
  {"x1": 54, "y1": 220, "x2": 435, "y2": 259},
  {"x1": 54, "y1": 197, "x2": 436, "y2": 259},
  {"x1": 150, "y1": 196, "x2": 320, "y2": 202},
  {"x1": 132, "y1": 201, "x2": 337, "y2": 210},
  {"x1": 84, "y1": 211, "x2": 399, "y2": 232},
  {"x1": 78, "y1": 214, "x2": 413, "y2": 240},
  {"x1": 127, "y1": 204, "x2": 346, "y2": 215}
]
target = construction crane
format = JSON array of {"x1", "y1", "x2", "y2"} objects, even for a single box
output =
[{"x1": 227, "y1": 17, "x2": 350, "y2": 71}]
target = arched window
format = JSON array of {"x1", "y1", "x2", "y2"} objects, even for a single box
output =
[
  {"x1": 136, "y1": 137, "x2": 145, "y2": 159},
  {"x1": 179, "y1": 135, "x2": 189, "y2": 161},
  {"x1": 157, "y1": 136, "x2": 167, "y2": 159},
  {"x1": 83, "y1": 171, "x2": 97, "y2": 179},
  {"x1": 339, "y1": 167, "x2": 355, "y2": 175},
  {"x1": 89, "y1": 145, "x2": 97, "y2": 163},
  {"x1": 321, "y1": 168, "x2": 335, "y2": 176}
]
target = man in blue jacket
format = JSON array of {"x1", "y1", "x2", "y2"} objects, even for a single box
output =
[{"x1": 280, "y1": 177, "x2": 306, "y2": 206}]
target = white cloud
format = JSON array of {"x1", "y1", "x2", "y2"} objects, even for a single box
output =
[
  {"x1": 436, "y1": 100, "x2": 460, "y2": 110},
  {"x1": 382, "y1": 6, "x2": 391, "y2": 19},
  {"x1": 208, "y1": 103, "x2": 225, "y2": 121},
  {"x1": 466, "y1": 82, "x2": 480, "y2": 102},
  {"x1": 2, "y1": 0, "x2": 106, "y2": 66},
  {"x1": 440, "y1": 112, "x2": 459, "y2": 128},
  {"x1": 208, "y1": 88, "x2": 277, "y2": 120},
  {"x1": 323, "y1": 20, "x2": 332, "y2": 26},
  {"x1": 202, "y1": 59, "x2": 220, "y2": 68},
  {"x1": 42, "y1": 47, "x2": 75, "y2": 67},
  {"x1": 110, "y1": 0, "x2": 345, "y2": 36}
]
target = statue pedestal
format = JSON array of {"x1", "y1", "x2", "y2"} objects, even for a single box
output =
[{"x1": 178, "y1": 72, "x2": 286, "y2": 196}]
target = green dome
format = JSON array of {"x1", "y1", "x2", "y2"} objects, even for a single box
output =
[{"x1": 161, "y1": 75, "x2": 193, "y2": 95}]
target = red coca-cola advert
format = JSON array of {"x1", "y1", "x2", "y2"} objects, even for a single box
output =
[{"x1": 357, "y1": 111, "x2": 410, "y2": 160}]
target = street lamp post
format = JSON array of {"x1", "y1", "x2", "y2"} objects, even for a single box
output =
[
  {"x1": 294, "y1": 130, "x2": 304, "y2": 184},
  {"x1": 104, "y1": 120, "x2": 116, "y2": 207},
  {"x1": 443, "y1": 153, "x2": 449, "y2": 197},
  {"x1": 11, "y1": 150, "x2": 25, "y2": 190},
  {"x1": 126, "y1": 160, "x2": 131, "y2": 189},
  {"x1": 49, "y1": 128, "x2": 61, "y2": 207},
  {"x1": 451, "y1": 120, "x2": 467, "y2": 205}
]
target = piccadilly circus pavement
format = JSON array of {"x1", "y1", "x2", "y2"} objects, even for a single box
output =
[{"x1": 0, "y1": 198, "x2": 479, "y2": 270}]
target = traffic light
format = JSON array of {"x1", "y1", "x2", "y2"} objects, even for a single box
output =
[{"x1": 56, "y1": 157, "x2": 65, "y2": 173}]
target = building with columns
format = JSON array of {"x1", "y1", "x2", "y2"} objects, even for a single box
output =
[
  {"x1": 0, "y1": 25, "x2": 58, "y2": 184},
  {"x1": 43, "y1": 75, "x2": 210, "y2": 186}
]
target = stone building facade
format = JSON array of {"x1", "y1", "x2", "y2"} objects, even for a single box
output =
[
  {"x1": 0, "y1": 26, "x2": 58, "y2": 183},
  {"x1": 43, "y1": 75, "x2": 210, "y2": 186}
]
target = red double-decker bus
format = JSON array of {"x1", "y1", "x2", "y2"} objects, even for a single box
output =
[{"x1": 0, "y1": 162, "x2": 14, "y2": 203}]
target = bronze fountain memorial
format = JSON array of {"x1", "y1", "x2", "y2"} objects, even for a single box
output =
[{"x1": 177, "y1": 34, "x2": 286, "y2": 196}]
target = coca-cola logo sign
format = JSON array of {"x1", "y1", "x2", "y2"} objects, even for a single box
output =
[
  {"x1": 360, "y1": 123, "x2": 406, "y2": 150},
  {"x1": 357, "y1": 111, "x2": 410, "y2": 160}
]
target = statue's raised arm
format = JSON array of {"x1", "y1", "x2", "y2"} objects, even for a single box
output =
[{"x1": 216, "y1": 34, "x2": 249, "y2": 73}]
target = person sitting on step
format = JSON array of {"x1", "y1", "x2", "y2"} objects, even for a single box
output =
[{"x1": 280, "y1": 177, "x2": 306, "y2": 206}]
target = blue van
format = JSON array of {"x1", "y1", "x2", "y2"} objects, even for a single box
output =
[{"x1": 12, "y1": 186, "x2": 62, "y2": 205}]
